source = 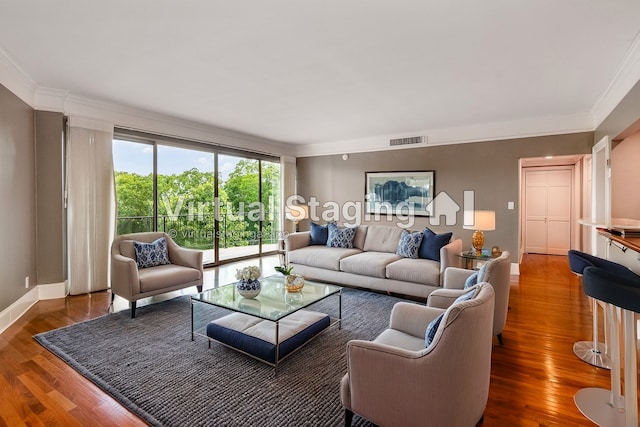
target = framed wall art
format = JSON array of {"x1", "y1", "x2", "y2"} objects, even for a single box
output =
[{"x1": 365, "y1": 170, "x2": 435, "y2": 216}]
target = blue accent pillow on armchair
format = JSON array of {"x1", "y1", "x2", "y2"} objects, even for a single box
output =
[
  {"x1": 418, "y1": 228, "x2": 452, "y2": 261},
  {"x1": 134, "y1": 237, "x2": 171, "y2": 269},
  {"x1": 309, "y1": 222, "x2": 329, "y2": 245},
  {"x1": 425, "y1": 312, "x2": 445, "y2": 347}
]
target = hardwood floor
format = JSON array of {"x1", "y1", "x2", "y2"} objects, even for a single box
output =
[{"x1": 0, "y1": 254, "x2": 624, "y2": 426}]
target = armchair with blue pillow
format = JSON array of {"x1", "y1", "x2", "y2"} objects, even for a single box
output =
[
  {"x1": 428, "y1": 251, "x2": 511, "y2": 345},
  {"x1": 111, "y1": 232, "x2": 203, "y2": 318},
  {"x1": 341, "y1": 283, "x2": 495, "y2": 427}
]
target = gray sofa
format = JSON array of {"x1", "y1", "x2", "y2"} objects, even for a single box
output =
[{"x1": 285, "y1": 225, "x2": 463, "y2": 299}]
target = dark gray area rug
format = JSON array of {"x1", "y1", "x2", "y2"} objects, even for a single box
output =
[{"x1": 34, "y1": 288, "x2": 407, "y2": 426}]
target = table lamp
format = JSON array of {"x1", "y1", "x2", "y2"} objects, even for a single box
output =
[
  {"x1": 463, "y1": 210, "x2": 495, "y2": 255},
  {"x1": 285, "y1": 205, "x2": 309, "y2": 232}
]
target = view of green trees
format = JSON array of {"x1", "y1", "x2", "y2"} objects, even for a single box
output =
[{"x1": 115, "y1": 159, "x2": 281, "y2": 250}]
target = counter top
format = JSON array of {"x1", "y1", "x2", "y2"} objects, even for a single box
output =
[{"x1": 597, "y1": 228, "x2": 640, "y2": 253}]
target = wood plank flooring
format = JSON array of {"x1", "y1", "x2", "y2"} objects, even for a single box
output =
[{"x1": 0, "y1": 254, "x2": 626, "y2": 426}]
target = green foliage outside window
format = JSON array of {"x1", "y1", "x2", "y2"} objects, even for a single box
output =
[{"x1": 114, "y1": 160, "x2": 281, "y2": 251}]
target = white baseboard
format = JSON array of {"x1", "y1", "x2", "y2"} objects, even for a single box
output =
[
  {"x1": 0, "y1": 281, "x2": 68, "y2": 335},
  {"x1": 38, "y1": 281, "x2": 68, "y2": 300},
  {"x1": 511, "y1": 262, "x2": 520, "y2": 275}
]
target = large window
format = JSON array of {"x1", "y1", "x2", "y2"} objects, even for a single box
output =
[
  {"x1": 112, "y1": 132, "x2": 281, "y2": 266},
  {"x1": 113, "y1": 139, "x2": 154, "y2": 234}
]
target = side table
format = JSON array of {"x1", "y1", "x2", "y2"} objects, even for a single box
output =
[{"x1": 459, "y1": 249, "x2": 493, "y2": 270}]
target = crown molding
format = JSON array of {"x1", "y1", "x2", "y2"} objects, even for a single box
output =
[
  {"x1": 31, "y1": 88, "x2": 294, "y2": 157},
  {"x1": 592, "y1": 31, "x2": 640, "y2": 128},
  {"x1": 0, "y1": 46, "x2": 37, "y2": 107},
  {"x1": 294, "y1": 112, "x2": 595, "y2": 157}
]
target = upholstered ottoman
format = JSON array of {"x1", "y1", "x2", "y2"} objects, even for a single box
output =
[{"x1": 206, "y1": 310, "x2": 330, "y2": 365}]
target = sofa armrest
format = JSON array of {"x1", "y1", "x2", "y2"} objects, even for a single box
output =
[
  {"x1": 285, "y1": 231, "x2": 311, "y2": 252},
  {"x1": 389, "y1": 302, "x2": 444, "y2": 338},
  {"x1": 439, "y1": 238, "x2": 463, "y2": 283},
  {"x1": 443, "y1": 267, "x2": 475, "y2": 290}
]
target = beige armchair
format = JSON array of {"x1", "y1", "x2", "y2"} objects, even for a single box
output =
[
  {"x1": 110, "y1": 232, "x2": 203, "y2": 318},
  {"x1": 428, "y1": 251, "x2": 511, "y2": 344},
  {"x1": 341, "y1": 283, "x2": 495, "y2": 427}
]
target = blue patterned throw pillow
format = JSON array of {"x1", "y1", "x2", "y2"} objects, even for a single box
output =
[
  {"x1": 425, "y1": 312, "x2": 445, "y2": 347},
  {"x1": 134, "y1": 237, "x2": 171, "y2": 269},
  {"x1": 326, "y1": 223, "x2": 356, "y2": 248},
  {"x1": 418, "y1": 228, "x2": 452, "y2": 261},
  {"x1": 396, "y1": 230, "x2": 424, "y2": 258},
  {"x1": 310, "y1": 222, "x2": 329, "y2": 245}
]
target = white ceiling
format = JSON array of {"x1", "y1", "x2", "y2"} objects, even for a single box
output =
[{"x1": 1, "y1": 1, "x2": 640, "y2": 154}]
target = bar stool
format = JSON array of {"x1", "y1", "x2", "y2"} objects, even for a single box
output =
[
  {"x1": 574, "y1": 265, "x2": 640, "y2": 427},
  {"x1": 567, "y1": 250, "x2": 635, "y2": 369}
]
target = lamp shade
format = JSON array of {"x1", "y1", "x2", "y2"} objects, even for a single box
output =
[
  {"x1": 463, "y1": 210, "x2": 496, "y2": 231},
  {"x1": 285, "y1": 205, "x2": 309, "y2": 223}
]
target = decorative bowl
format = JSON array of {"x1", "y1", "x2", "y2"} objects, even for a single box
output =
[{"x1": 285, "y1": 274, "x2": 305, "y2": 292}]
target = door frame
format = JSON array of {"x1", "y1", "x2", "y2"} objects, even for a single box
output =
[{"x1": 522, "y1": 165, "x2": 575, "y2": 255}]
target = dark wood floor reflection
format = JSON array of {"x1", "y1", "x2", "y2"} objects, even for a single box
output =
[{"x1": 0, "y1": 254, "x2": 622, "y2": 426}]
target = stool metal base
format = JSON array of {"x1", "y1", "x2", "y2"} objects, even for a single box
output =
[
  {"x1": 575, "y1": 388, "x2": 625, "y2": 426},
  {"x1": 573, "y1": 341, "x2": 611, "y2": 369}
]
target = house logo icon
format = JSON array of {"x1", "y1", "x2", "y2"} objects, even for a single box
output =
[{"x1": 425, "y1": 192, "x2": 461, "y2": 226}]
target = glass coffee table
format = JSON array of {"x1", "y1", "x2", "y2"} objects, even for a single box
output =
[{"x1": 190, "y1": 276, "x2": 342, "y2": 370}]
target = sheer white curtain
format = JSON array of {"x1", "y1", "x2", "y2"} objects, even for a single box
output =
[
  {"x1": 66, "y1": 117, "x2": 115, "y2": 295},
  {"x1": 280, "y1": 156, "x2": 297, "y2": 234}
]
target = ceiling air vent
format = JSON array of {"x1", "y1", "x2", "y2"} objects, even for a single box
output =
[{"x1": 389, "y1": 136, "x2": 426, "y2": 146}]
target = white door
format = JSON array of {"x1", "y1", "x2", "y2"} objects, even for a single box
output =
[{"x1": 524, "y1": 168, "x2": 572, "y2": 255}]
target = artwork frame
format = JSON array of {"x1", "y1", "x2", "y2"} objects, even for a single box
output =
[{"x1": 365, "y1": 170, "x2": 435, "y2": 216}]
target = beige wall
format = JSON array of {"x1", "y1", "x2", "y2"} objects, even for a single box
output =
[
  {"x1": 35, "y1": 111, "x2": 65, "y2": 284},
  {"x1": 611, "y1": 131, "x2": 640, "y2": 220},
  {"x1": 296, "y1": 132, "x2": 593, "y2": 258},
  {"x1": 0, "y1": 84, "x2": 36, "y2": 311},
  {"x1": 596, "y1": 78, "x2": 640, "y2": 142}
]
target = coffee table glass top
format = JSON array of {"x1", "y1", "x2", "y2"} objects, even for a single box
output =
[{"x1": 191, "y1": 276, "x2": 341, "y2": 322}]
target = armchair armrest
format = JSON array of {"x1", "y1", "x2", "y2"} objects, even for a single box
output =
[
  {"x1": 167, "y1": 238, "x2": 203, "y2": 270},
  {"x1": 443, "y1": 267, "x2": 476, "y2": 289},
  {"x1": 285, "y1": 231, "x2": 311, "y2": 252},
  {"x1": 439, "y1": 238, "x2": 463, "y2": 283},
  {"x1": 344, "y1": 340, "x2": 433, "y2": 424},
  {"x1": 110, "y1": 252, "x2": 140, "y2": 299},
  {"x1": 427, "y1": 288, "x2": 467, "y2": 309},
  {"x1": 388, "y1": 302, "x2": 444, "y2": 338}
]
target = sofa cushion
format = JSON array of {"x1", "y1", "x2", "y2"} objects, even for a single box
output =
[
  {"x1": 396, "y1": 230, "x2": 424, "y2": 259},
  {"x1": 327, "y1": 223, "x2": 356, "y2": 248},
  {"x1": 134, "y1": 237, "x2": 171, "y2": 268},
  {"x1": 385, "y1": 258, "x2": 440, "y2": 285},
  {"x1": 309, "y1": 222, "x2": 329, "y2": 245},
  {"x1": 288, "y1": 246, "x2": 362, "y2": 271},
  {"x1": 340, "y1": 252, "x2": 402, "y2": 278},
  {"x1": 138, "y1": 264, "x2": 200, "y2": 292},
  {"x1": 418, "y1": 228, "x2": 452, "y2": 261},
  {"x1": 363, "y1": 226, "x2": 405, "y2": 253},
  {"x1": 352, "y1": 225, "x2": 368, "y2": 250}
]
